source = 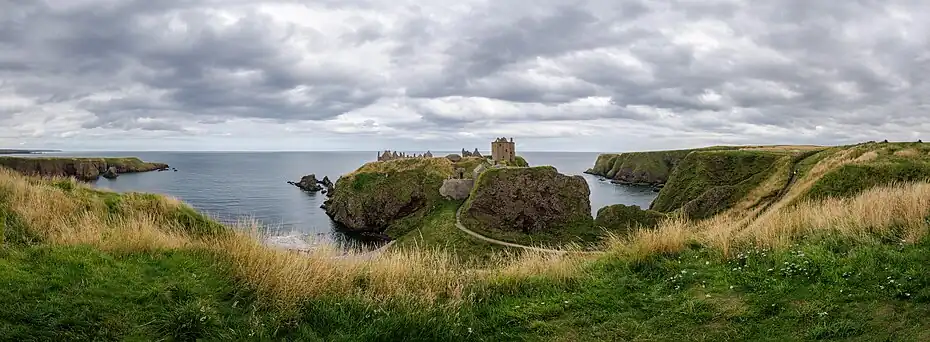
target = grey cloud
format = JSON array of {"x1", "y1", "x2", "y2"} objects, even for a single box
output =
[
  {"x1": 1, "y1": 0, "x2": 389, "y2": 130},
  {"x1": 2, "y1": 0, "x2": 930, "y2": 149}
]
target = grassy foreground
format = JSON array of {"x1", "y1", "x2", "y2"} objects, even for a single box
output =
[{"x1": 4, "y1": 140, "x2": 930, "y2": 340}]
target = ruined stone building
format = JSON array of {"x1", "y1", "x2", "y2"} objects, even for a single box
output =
[
  {"x1": 491, "y1": 137, "x2": 515, "y2": 164},
  {"x1": 377, "y1": 150, "x2": 434, "y2": 162}
]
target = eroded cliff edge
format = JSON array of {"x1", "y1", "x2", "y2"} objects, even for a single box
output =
[{"x1": 0, "y1": 157, "x2": 169, "y2": 181}]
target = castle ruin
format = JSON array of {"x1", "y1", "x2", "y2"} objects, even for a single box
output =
[
  {"x1": 377, "y1": 150, "x2": 433, "y2": 162},
  {"x1": 491, "y1": 137, "x2": 515, "y2": 164}
]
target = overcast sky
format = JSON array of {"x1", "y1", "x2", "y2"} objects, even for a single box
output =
[{"x1": 2, "y1": 1, "x2": 929, "y2": 152}]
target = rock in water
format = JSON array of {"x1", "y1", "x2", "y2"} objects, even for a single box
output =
[
  {"x1": 101, "y1": 166, "x2": 119, "y2": 179},
  {"x1": 290, "y1": 174, "x2": 324, "y2": 192},
  {"x1": 462, "y1": 166, "x2": 592, "y2": 235}
]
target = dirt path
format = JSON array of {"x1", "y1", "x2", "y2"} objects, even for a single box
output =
[{"x1": 454, "y1": 206, "x2": 604, "y2": 255}]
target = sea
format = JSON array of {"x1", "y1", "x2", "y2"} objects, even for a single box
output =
[{"x1": 18, "y1": 151, "x2": 657, "y2": 250}]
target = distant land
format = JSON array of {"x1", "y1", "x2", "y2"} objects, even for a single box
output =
[{"x1": 0, "y1": 149, "x2": 60, "y2": 155}]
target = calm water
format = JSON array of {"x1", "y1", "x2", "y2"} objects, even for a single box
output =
[{"x1": 26, "y1": 151, "x2": 656, "y2": 249}]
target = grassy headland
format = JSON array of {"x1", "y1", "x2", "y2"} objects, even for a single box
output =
[
  {"x1": 0, "y1": 156, "x2": 168, "y2": 181},
  {"x1": 3, "y1": 142, "x2": 930, "y2": 340}
]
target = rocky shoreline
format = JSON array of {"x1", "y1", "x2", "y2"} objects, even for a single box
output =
[{"x1": 0, "y1": 156, "x2": 169, "y2": 181}]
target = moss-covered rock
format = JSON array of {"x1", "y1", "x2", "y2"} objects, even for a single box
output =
[
  {"x1": 324, "y1": 157, "x2": 491, "y2": 235},
  {"x1": 585, "y1": 150, "x2": 695, "y2": 185},
  {"x1": 324, "y1": 158, "x2": 454, "y2": 234},
  {"x1": 594, "y1": 204, "x2": 667, "y2": 236},
  {"x1": 0, "y1": 157, "x2": 168, "y2": 181},
  {"x1": 650, "y1": 150, "x2": 781, "y2": 219},
  {"x1": 461, "y1": 166, "x2": 595, "y2": 245}
]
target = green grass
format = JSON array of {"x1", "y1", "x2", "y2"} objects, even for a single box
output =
[
  {"x1": 391, "y1": 200, "x2": 510, "y2": 264},
  {"x1": 805, "y1": 162, "x2": 930, "y2": 201},
  {"x1": 651, "y1": 150, "x2": 781, "y2": 218},
  {"x1": 4, "y1": 236, "x2": 930, "y2": 341},
  {"x1": 459, "y1": 235, "x2": 930, "y2": 341},
  {"x1": 0, "y1": 245, "x2": 265, "y2": 341},
  {"x1": 6, "y1": 237, "x2": 929, "y2": 341}
]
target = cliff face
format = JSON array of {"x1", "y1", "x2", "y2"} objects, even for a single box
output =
[
  {"x1": 461, "y1": 166, "x2": 595, "y2": 244},
  {"x1": 0, "y1": 157, "x2": 168, "y2": 181},
  {"x1": 585, "y1": 150, "x2": 696, "y2": 185},
  {"x1": 324, "y1": 157, "x2": 490, "y2": 235}
]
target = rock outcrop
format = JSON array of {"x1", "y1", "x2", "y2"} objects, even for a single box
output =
[
  {"x1": 584, "y1": 150, "x2": 698, "y2": 186},
  {"x1": 320, "y1": 176, "x2": 334, "y2": 195},
  {"x1": 594, "y1": 204, "x2": 667, "y2": 236},
  {"x1": 323, "y1": 158, "x2": 455, "y2": 233},
  {"x1": 461, "y1": 166, "x2": 593, "y2": 238},
  {"x1": 446, "y1": 154, "x2": 462, "y2": 162},
  {"x1": 101, "y1": 166, "x2": 119, "y2": 179},
  {"x1": 289, "y1": 174, "x2": 324, "y2": 192},
  {"x1": 0, "y1": 157, "x2": 168, "y2": 181},
  {"x1": 439, "y1": 179, "x2": 474, "y2": 200}
]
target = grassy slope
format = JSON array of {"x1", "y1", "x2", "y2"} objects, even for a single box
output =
[
  {"x1": 650, "y1": 150, "x2": 783, "y2": 218},
  {"x1": 803, "y1": 142, "x2": 930, "y2": 201},
  {"x1": 390, "y1": 200, "x2": 511, "y2": 264},
  {"x1": 466, "y1": 236, "x2": 930, "y2": 341}
]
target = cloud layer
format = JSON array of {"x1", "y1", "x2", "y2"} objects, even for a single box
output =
[{"x1": 2, "y1": 0, "x2": 929, "y2": 151}]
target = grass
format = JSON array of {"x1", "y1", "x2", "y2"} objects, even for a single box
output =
[
  {"x1": 5, "y1": 142, "x2": 930, "y2": 340},
  {"x1": 651, "y1": 150, "x2": 782, "y2": 218},
  {"x1": 390, "y1": 200, "x2": 511, "y2": 264},
  {"x1": 0, "y1": 246, "x2": 261, "y2": 341}
]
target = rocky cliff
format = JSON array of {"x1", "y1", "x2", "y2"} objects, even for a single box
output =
[
  {"x1": 461, "y1": 166, "x2": 595, "y2": 245},
  {"x1": 585, "y1": 150, "x2": 696, "y2": 185},
  {"x1": 0, "y1": 157, "x2": 169, "y2": 181},
  {"x1": 323, "y1": 157, "x2": 490, "y2": 235}
]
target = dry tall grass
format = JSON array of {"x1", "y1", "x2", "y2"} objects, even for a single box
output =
[
  {"x1": 0, "y1": 168, "x2": 583, "y2": 310},
  {"x1": 612, "y1": 182, "x2": 930, "y2": 258}
]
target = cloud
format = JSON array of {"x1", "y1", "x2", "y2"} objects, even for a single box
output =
[{"x1": 1, "y1": 0, "x2": 929, "y2": 151}]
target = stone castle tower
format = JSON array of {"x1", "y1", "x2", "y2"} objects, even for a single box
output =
[{"x1": 491, "y1": 137, "x2": 515, "y2": 164}]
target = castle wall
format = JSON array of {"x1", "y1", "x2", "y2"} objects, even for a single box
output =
[{"x1": 491, "y1": 141, "x2": 515, "y2": 163}]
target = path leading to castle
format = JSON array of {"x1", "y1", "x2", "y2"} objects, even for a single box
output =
[{"x1": 454, "y1": 205, "x2": 605, "y2": 255}]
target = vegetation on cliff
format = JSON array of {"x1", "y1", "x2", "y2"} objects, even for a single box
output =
[
  {"x1": 460, "y1": 166, "x2": 595, "y2": 246},
  {"x1": 0, "y1": 156, "x2": 168, "y2": 181},
  {"x1": 594, "y1": 204, "x2": 667, "y2": 236},
  {"x1": 585, "y1": 149, "x2": 706, "y2": 185},
  {"x1": 802, "y1": 142, "x2": 930, "y2": 201},
  {"x1": 324, "y1": 157, "x2": 490, "y2": 237},
  {"x1": 650, "y1": 150, "x2": 784, "y2": 218},
  {"x1": 5, "y1": 142, "x2": 930, "y2": 340}
]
